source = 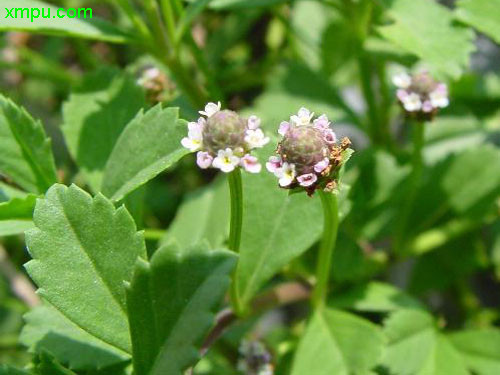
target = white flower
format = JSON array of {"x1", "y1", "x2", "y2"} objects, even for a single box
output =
[
  {"x1": 245, "y1": 128, "x2": 270, "y2": 149},
  {"x1": 212, "y1": 148, "x2": 240, "y2": 173},
  {"x1": 323, "y1": 129, "x2": 337, "y2": 144},
  {"x1": 181, "y1": 124, "x2": 203, "y2": 152},
  {"x1": 199, "y1": 101, "x2": 221, "y2": 117},
  {"x1": 314, "y1": 158, "x2": 329, "y2": 173},
  {"x1": 297, "y1": 173, "x2": 317, "y2": 187},
  {"x1": 278, "y1": 121, "x2": 290, "y2": 136},
  {"x1": 196, "y1": 151, "x2": 213, "y2": 169},
  {"x1": 392, "y1": 72, "x2": 412, "y2": 89},
  {"x1": 429, "y1": 84, "x2": 449, "y2": 108},
  {"x1": 240, "y1": 154, "x2": 262, "y2": 173},
  {"x1": 247, "y1": 115, "x2": 261, "y2": 130},
  {"x1": 397, "y1": 89, "x2": 408, "y2": 102},
  {"x1": 266, "y1": 156, "x2": 282, "y2": 174},
  {"x1": 275, "y1": 162, "x2": 296, "y2": 187},
  {"x1": 402, "y1": 93, "x2": 422, "y2": 112},
  {"x1": 290, "y1": 107, "x2": 314, "y2": 126},
  {"x1": 313, "y1": 114, "x2": 330, "y2": 130}
]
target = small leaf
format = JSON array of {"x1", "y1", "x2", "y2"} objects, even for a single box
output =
[
  {"x1": 448, "y1": 329, "x2": 500, "y2": 375},
  {"x1": 0, "y1": 94, "x2": 57, "y2": 193},
  {"x1": 456, "y1": 0, "x2": 500, "y2": 45},
  {"x1": 24, "y1": 184, "x2": 147, "y2": 353},
  {"x1": 378, "y1": 0, "x2": 475, "y2": 78},
  {"x1": 383, "y1": 309, "x2": 469, "y2": 375},
  {"x1": 291, "y1": 308, "x2": 385, "y2": 375},
  {"x1": 126, "y1": 242, "x2": 237, "y2": 375},
  {"x1": 164, "y1": 176, "x2": 229, "y2": 248},
  {"x1": 62, "y1": 68, "x2": 145, "y2": 192},
  {"x1": 102, "y1": 105, "x2": 189, "y2": 202},
  {"x1": 329, "y1": 281, "x2": 425, "y2": 312},
  {"x1": 20, "y1": 303, "x2": 130, "y2": 370},
  {"x1": 0, "y1": 0, "x2": 134, "y2": 43},
  {"x1": 0, "y1": 193, "x2": 37, "y2": 236},
  {"x1": 236, "y1": 145, "x2": 323, "y2": 306}
]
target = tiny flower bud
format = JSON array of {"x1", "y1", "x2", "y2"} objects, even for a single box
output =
[
  {"x1": 394, "y1": 71, "x2": 449, "y2": 121},
  {"x1": 267, "y1": 108, "x2": 353, "y2": 195},
  {"x1": 181, "y1": 102, "x2": 268, "y2": 173},
  {"x1": 238, "y1": 340, "x2": 274, "y2": 375}
]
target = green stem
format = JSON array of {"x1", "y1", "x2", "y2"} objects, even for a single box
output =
[
  {"x1": 143, "y1": 229, "x2": 166, "y2": 241},
  {"x1": 115, "y1": 0, "x2": 151, "y2": 41},
  {"x1": 227, "y1": 169, "x2": 243, "y2": 253},
  {"x1": 227, "y1": 169, "x2": 244, "y2": 316},
  {"x1": 160, "y1": 0, "x2": 177, "y2": 43},
  {"x1": 358, "y1": 55, "x2": 380, "y2": 142},
  {"x1": 312, "y1": 191, "x2": 339, "y2": 308},
  {"x1": 395, "y1": 121, "x2": 425, "y2": 252}
]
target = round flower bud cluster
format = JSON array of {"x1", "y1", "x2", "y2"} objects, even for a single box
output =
[
  {"x1": 181, "y1": 102, "x2": 269, "y2": 173},
  {"x1": 237, "y1": 340, "x2": 274, "y2": 375},
  {"x1": 137, "y1": 67, "x2": 174, "y2": 103},
  {"x1": 266, "y1": 108, "x2": 352, "y2": 195},
  {"x1": 393, "y1": 71, "x2": 449, "y2": 121}
]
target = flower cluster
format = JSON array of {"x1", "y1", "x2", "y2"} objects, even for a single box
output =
[
  {"x1": 266, "y1": 108, "x2": 352, "y2": 195},
  {"x1": 237, "y1": 340, "x2": 274, "y2": 375},
  {"x1": 393, "y1": 71, "x2": 449, "y2": 121},
  {"x1": 137, "y1": 67, "x2": 174, "y2": 103},
  {"x1": 181, "y1": 102, "x2": 269, "y2": 173}
]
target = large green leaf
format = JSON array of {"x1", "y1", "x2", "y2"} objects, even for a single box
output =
[
  {"x1": 383, "y1": 310, "x2": 469, "y2": 375},
  {"x1": 0, "y1": 0, "x2": 133, "y2": 43},
  {"x1": 0, "y1": 193, "x2": 37, "y2": 236},
  {"x1": 441, "y1": 145, "x2": 500, "y2": 216},
  {"x1": 378, "y1": 0, "x2": 475, "y2": 78},
  {"x1": 163, "y1": 176, "x2": 229, "y2": 248},
  {"x1": 236, "y1": 145, "x2": 323, "y2": 307},
  {"x1": 448, "y1": 329, "x2": 500, "y2": 375},
  {"x1": 0, "y1": 94, "x2": 57, "y2": 193},
  {"x1": 0, "y1": 366, "x2": 31, "y2": 375},
  {"x1": 24, "y1": 184, "x2": 147, "y2": 353},
  {"x1": 456, "y1": 0, "x2": 500, "y2": 45},
  {"x1": 20, "y1": 303, "x2": 130, "y2": 370},
  {"x1": 36, "y1": 352, "x2": 77, "y2": 375},
  {"x1": 102, "y1": 105, "x2": 189, "y2": 202},
  {"x1": 126, "y1": 242, "x2": 237, "y2": 375},
  {"x1": 291, "y1": 308, "x2": 384, "y2": 375},
  {"x1": 62, "y1": 68, "x2": 145, "y2": 192},
  {"x1": 329, "y1": 281, "x2": 424, "y2": 312}
]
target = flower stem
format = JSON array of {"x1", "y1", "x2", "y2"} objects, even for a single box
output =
[
  {"x1": 227, "y1": 168, "x2": 243, "y2": 253},
  {"x1": 312, "y1": 190, "x2": 339, "y2": 308},
  {"x1": 395, "y1": 121, "x2": 425, "y2": 252}
]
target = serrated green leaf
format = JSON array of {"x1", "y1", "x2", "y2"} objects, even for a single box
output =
[
  {"x1": 291, "y1": 308, "x2": 385, "y2": 375},
  {"x1": 102, "y1": 105, "x2": 189, "y2": 202},
  {"x1": 0, "y1": 94, "x2": 57, "y2": 193},
  {"x1": 126, "y1": 242, "x2": 237, "y2": 375},
  {"x1": 329, "y1": 281, "x2": 424, "y2": 312},
  {"x1": 24, "y1": 184, "x2": 147, "y2": 353},
  {"x1": 20, "y1": 303, "x2": 130, "y2": 370},
  {"x1": 448, "y1": 329, "x2": 500, "y2": 375},
  {"x1": 163, "y1": 176, "x2": 229, "y2": 248},
  {"x1": 383, "y1": 309, "x2": 468, "y2": 375},
  {"x1": 36, "y1": 351, "x2": 77, "y2": 375},
  {"x1": 456, "y1": 0, "x2": 500, "y2": 45},
  {"x1": 62, "y1": 68, "x2": 145, "y2": 192},
  {"x1": 236, "y1": 145, "x2": 322, "y2": 307},
  {"x1": 0, "y1": 1, "x2": 134, "y2": 43},
  {"x1": 0, "y1": 193, "x2": 37, "y2": 236},
  {"x1": 378, "y1": 0, "x2": 475, "y2": 78},
  {"x1": 441, "y1": 145, "x2": 500, "y2": 215}
]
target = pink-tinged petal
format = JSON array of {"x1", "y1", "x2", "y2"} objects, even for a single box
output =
[
  {"x1": 297, "y1": 173, "x2": 317, "y2": 187},
  {"x1": 397, "y1": 89, "x2": 409, "y2": 101},
  {"x1": 323, "y1": 129, "x2": 337, "y2": 144},
  {"x1": 266, "y1": 156, "x2": 282, "y2": 174},
  {"x1": 196, "y1": 151, "x2": 213, "y2": 169},
  {"x1": 199, "y1": 101, "x2": 221, "y2": 117},
  {"x1": 241, "y1": 155, "x2": 262, "y2": 173},
  {"x1": 313, "y1": 114, "x2": 330, "y2": 130},
  {"x1": 422, "y1": 100, "x2": 433, "y2": 113},
  {"x1": 314, "y1": 158, "x2": 330, "y2": 173},
  {"x1": 247, "y1": 115, "x2": 261, "y2": 130},
  {"x1": 278, "y1": 121, "x2": 290, "y2": 136}
]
